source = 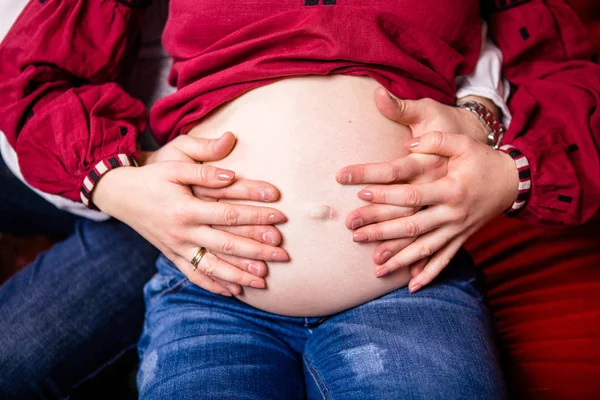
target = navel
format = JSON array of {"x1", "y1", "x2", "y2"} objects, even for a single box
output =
[{"x1": 305, "y1": 204, "x2": 336, "y2": 221}]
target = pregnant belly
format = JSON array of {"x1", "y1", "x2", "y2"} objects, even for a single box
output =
[{"x1": 188, "y1": 75, "x2": 412, "y2": 316}]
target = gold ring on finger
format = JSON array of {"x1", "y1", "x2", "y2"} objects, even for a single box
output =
[{"x1": 190, "y1": 247, "x2": 208, "y2": 271}]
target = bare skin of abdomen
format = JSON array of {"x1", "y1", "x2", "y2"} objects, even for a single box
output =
[{"x1": 188, "y1": 75, "x2": 412, "y2": 316}]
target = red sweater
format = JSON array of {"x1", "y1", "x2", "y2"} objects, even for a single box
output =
[{"x1": 0, "y1": 0, "x2": 598, "y2": 228}]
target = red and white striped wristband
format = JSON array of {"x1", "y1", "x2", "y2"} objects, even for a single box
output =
[
  {"x1": 80, "y1": 154, "x2": 138, "y2": 209},
  {"x1": 498, "y1": 144, "x2": 531, "y2": 214}
]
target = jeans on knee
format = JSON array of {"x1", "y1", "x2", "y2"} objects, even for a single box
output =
[
  {"x1": 138, "y1": 250, "x2": 506, "y2": 399},
  {"x1": 0, "y1": 219, "x2": 159, "y2": 399}
]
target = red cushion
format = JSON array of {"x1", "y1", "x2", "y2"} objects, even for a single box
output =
[{"x1": 465, "y1": 216, "x2": 600, "y2": 399}]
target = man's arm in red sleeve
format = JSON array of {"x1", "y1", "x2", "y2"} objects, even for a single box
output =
[
  {"x1": 486, "y1": 0, "x2": 600, "y2": 228},
  {"x1": 0, "y1": 0, "x2": 150, "y2": 204}
]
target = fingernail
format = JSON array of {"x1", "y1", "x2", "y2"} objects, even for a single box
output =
[
  {"x1": 358, "y1": 190, "x2": 373, "y2": 201},
  {"x1": 353, "y1": 231, "x2": 368, "y2": 242},
  {"x1": 272, "y1": 251, "x2": 289, "y2": 261},
  {"x1": 376, "y1": 267, "x2": 390, "y2": 277},
  {"x1": 350, "y1": 218, "x2": 363, "y2": 230},
  {"x1": 217, "y1": 169, "x2": 235, "y2": 181},
  {"x1": 248, "y1": 263, "x2": 262, "y2": 276},
  {"x1": 406, "y1": 139, "x2": 420, "y2": 148},
  {"x1": 262, "y1": 231, "x2": 275, "y2": 244},
  {"x1": 261, "y1": 188, "x2": 275, "y2": 201},
  {"x1": 268, "y1": 213, "x2": 287, "y2": 224},
  {"x1": 220, "y1": 291, "x2": 232, "y2": 297},
  {"x1": 249, "y1": 280, "x2": 266, "y2": 289},
  {"x1": 340, "y1": 173, "x2": 352, "y2": 184},
  {"x1": 380, "y1": 251, "x2": 392, "y2": 263},
  {"x1": 409, "y1": 283, "x2": 422, "y2": 293}
]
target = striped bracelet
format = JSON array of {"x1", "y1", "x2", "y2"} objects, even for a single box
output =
[
  {"x1": 80, "y1": 154, "x2": 138, "y2": 209},
  {"x1": 498, "y1": 144, "x2": 531, "y2": 214}
]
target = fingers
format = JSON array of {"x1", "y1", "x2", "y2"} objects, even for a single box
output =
[
  {"x1": 190, "y1": 248, "x2": 267, "y2": 289},
  {"x1": 213, "y1": 225, "x2": 282, "y2": 246},
  {"x1": 192, "y1": 226, "x2": 289, "y2": 262},
  {"x1": 374, "y1": 224, "x2": 458, "y2": 277},
  {"x1": 192, "y1": 179, "x2": 281, "y2": 202},
  {"x1": 186, "y1": 200, "x2": 287, "y2": 227},
  {"x1": 336, "y1": 156, "x2": 425, "y2": 185},
  {"x1": 215, "y1": 253, "x2": 269, "y2": 279},
  {"x1": 170, "y1": 132, "x2": 236, "y2": 162},
  {"x1": 405, "y1": 131, "x2": 472, "y2": 158},
  {"x1": 408, "y1": 235, "x2": 466, "y2": 293},
  {"x1": 213, "y1": 277, "x2": 243, "y2": 296},
  {"x1": 373, "y1": 87, "x2": 424, "y2": 125},
  {"x1": 171, "y1": 255, "x2": 233, "y2": 296},
  {"x1": 336, "y1": 154, "x2": 448, "y2": 186},
  {"x1": 358, "y1": 180, "x2": 457, "y2": 207},
  {"x1": 372, "y1": 236, "x2": 417, "y2": 265},
  {"x1": 345, "y1": 203, "x2": 418, "y2": 230},
  {"x1": 166, "y1": 162, "x2": 237, "y2": 188},
  {"x1": 409, "y1": 258, "x2": 428, "y2": 278},
  {"x1": 173, "y1": 246, "x2": 271, "y2": 298},
  {"x1": 352, "y1": 206, "x2": 453, "y2": 243}
]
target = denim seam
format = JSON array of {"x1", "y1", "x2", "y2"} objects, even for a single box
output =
[
  {"x1": 303, "y1": 354, "x2": 329, "y2": 400},
  {"x1": 153, "y1": 276, "x2": 191, "y2": 302}
]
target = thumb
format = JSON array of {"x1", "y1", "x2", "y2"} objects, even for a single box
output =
[
  {"x1": 171, "y1": 131, "x2": 237, "y2": 162},
  {"x1": 405, "y1": 131, "x2": 471, "y2": 158},
  {"x1": 374, "y1": 87, "x2": 423, "y2": 125}
]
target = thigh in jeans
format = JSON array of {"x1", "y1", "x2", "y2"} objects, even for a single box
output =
[
  {"x1": 0, "y1": 219, "x2": 159, "y2": 400},
  {"x1": 138, "y1": 255, "x2": 305, "y2": 400},
  {"x1": 303, "y1": 249, "x2": 507, "y2": 400}
]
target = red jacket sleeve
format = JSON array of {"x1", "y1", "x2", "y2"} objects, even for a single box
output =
[
  {"x1": 486, "y1": 0, "x2": 600, "y2": 228},
  {"x1": 0, "y1": 0, "x2": 149, "y2": 202}
]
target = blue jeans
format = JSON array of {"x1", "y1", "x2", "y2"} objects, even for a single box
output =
[
  {"x1": 0, "y1": 157, "x2": 159, "y2": 399},
  {"x1": 138, "y1": 251, "x2": 507, "y2": 399}
]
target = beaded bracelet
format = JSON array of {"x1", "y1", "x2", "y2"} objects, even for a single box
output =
[
  {"x1": 80, "y1": 154, "x2": 138, "y2": 209},
  {"x1": 498, "y1": 144, "x2": 531, "y2": 215}
]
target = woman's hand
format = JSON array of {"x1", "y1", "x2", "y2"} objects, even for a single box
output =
[
  {"x1": 340, "y1": 131, "x2": 518, "y2": 292},
  {"x1": 93, "y1": 133, "x2": 289, "y2": 296}
]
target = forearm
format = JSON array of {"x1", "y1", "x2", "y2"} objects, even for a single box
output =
[{"x1": 0, "y1": 0, "x2": 149, "y2": 203}]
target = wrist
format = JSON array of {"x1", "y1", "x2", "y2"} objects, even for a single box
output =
[
  {"x1": 457, "y1": 95, "x2": 500, "y2": 118},
  {"x1": 80, "y1": 154, "x2": 138, "y2": 210},
  {"x1": 455, "y1": 107, "x2": 490, "y2": 144},
  {"x1": 91, "y1": 166, "x2": 135, "y2": 215},
  {"x1": 456, "y1": 100, "x2": 506, "y2": 149}
]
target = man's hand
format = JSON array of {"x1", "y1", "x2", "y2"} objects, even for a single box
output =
[
  {"x1": 338, "y1": 89, "x2": 515, "y2": 292},
  {"x1": 339, "y1": 131, "x2": 518, "y2": 292},
  {"x1": 374, "y1": 87, "x2": 493, "y2": 144}
]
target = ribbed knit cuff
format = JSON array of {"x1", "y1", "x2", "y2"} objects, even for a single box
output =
[
  {"x1": 80, "y1": 154, "x2": 137, "y2": 209},
  {"x1": 498, "y1": 144, "x2": 531, "y2": 215}
]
